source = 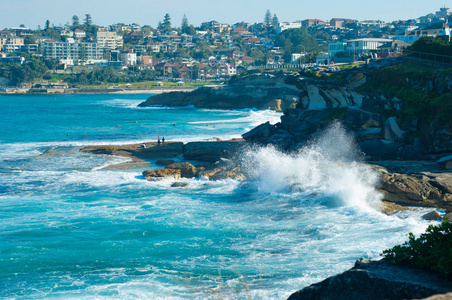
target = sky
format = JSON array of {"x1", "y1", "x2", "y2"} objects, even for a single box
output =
[{"x1": 0, "y1": 0, "x2": 450, "y2": 29}]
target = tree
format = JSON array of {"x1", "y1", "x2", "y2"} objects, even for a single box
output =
[
  {"x1": 79, "y1": 44, "x2": 87, "y2": 64},
  {"x1": 162, "y1": 13, "x2": 171, "y2": 31},
  {"x1": 84, "y1": 14, "x2": 92, "y2": 27},
  {"x1": 45, "y1": 20, "x2": 50, "y2": 30},
  {"x1": 272, "y1": 14, "x2": 279, "y2": 28},
  {"x1": 72, "y1": 15, "x2": 80, "y2": 28},
  {"x1": 181, "y1": 14, "x2": 189, "y2": 33},
  {"x1": 264, "y1": 10, "x2": 272, "y2": 27},
  {"x1": 20, "y1": 24, "x2": 25, "y2": 28},
  {"x1": 24, "y1": 36, "x2": 35, "y2": 44},
  {"x1": 276, "y1": 28, "x2": 319, "y2": 62}
]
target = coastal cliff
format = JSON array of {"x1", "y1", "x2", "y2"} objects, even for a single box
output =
[{"x1": 138, "y1": 71, "x2": 301, "y2": 111}]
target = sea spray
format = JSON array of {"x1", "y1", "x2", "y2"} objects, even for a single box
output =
[{"x1": 241, "y1": 122, "x2": 382, "y2": 210}]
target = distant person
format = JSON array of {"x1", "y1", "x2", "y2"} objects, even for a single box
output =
[
  {"x1": 162, "y1": 137, "x2": 165, "y2": 143},
  {"x1": 158, "y1": 137, "x2": 161, "y2": 145}
]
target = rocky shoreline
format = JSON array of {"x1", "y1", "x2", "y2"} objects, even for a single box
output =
[{"x1": 80, "y1": 59, "x2": 452, "y2": 299}]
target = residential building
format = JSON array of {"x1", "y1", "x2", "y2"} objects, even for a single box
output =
[
  {"x1": 124, "y1": 32, "x2": 142, "y2": 44},
  {"x1": 60, "y1": 29, "x2": 74, "y2": 37},
  {"x1": 96, "y1": 31, "x2": 123, "y2": 49},
  {"x1": 395, "y1": 30, "x2": 437, "y2": 44},
  {"x1": 0, "y1": 56, "x2": 25, "y2": 64},
  {"x1": 302, "y1": 19, "x2": 328, "y2": 27},
  {"x1": 0, "y1": 35, "x2": 24, "y2": 51},
  {"x1": 232, "y1": 27, "x2": 249, "y2": 35},
  {"x1": 110, "y1": 24, "x2": 132, "y2": 33},
  {"x1": 120, "y1": 51, "x2": 137, "y2": 66},
  {"x1": 330, "y1": 18, "x2": 355, "y2": 28},
  {"x1": 436, "y1": 5, "x2": 451, "y2": 17},
  {"x1": 359, "y1": 20, "x2": 387, "y2": 28},
  {"x1": 42, "y1": 41, "x2": 103, "y2": 64},
  {"x1": 3, "y1": 44, "x2": 39, "y2": 55},
  {"x1": 137, "y1": 55, "x2": 152, "y2": 66},
  {"x1": 276, "y1": 22, "x2": 302, "y2": 34},
  {"x1": 133, "y1": 45, "x2": 147, "y2": 53},
  {"x1": 74, "y1": 29, "x2": 86, "y2": 39}
]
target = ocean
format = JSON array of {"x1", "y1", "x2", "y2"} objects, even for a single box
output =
[{"x1": 0, "y1": 93, "x2": 436, "y2": 299}]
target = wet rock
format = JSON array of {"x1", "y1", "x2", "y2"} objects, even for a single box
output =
[
  {"x1": 242, "y1": 121, "x2": 277, "y2": 142},
  {"x1": 360, "y1": 139, "x2": 403, "y2": 160},
  {"x1": 380, "y1": 172, "x2": 442, "y2": 206},
  {"x1": 421, "y1": 292, "x2": 452, "y2": 300},
  {"x1": 345, "y1": 107, "x2": 383, "y2": 130},
  {"x1": 445, "y1": 212, "x2": 452, "y2": 222},
  {"x1": 384, "y1": 117, "x2": 405, "y2": 143},
  {"x1": 183, "y1": 140, "x2": 244, "y2": 162},
  {"x1": 288, "y1": 259, "x2": 452, "y2": 300},
  {"x1": 166, "y1": 162, "x2": 197, "y2": 178},
  {"x1": 438, "y1": 155, "x2": 452, "y2": 170},
  {"x1": 156, "y1": 159, "x2": 175, "y2": 166},
  {"x1": 143, "y1": 168, "x2": 181, "y2": 181},
  {"x1": 171, "y1": 182, "x2": 190, "y2": 187},
  {"x1": 399, "y1": 145, "x2": 423, "y2": 160},
  {"x1": 422, "y1": 211, "x2": 443, "y2": 221}
]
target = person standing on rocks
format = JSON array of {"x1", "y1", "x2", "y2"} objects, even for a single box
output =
[
  {"x1": 158, "y1": 137, "x2": 161, "y2": 145},
  {"x1": 162, "y1": 137, "x2": 165, "y2": 144}
]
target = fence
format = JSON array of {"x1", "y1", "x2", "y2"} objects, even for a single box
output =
[
  {"x1": 405, "y1": 50, "x2": 452, "y2": 66},
  {"x1": 247, "y1": 64, "x2": 310, "y2": 70}
]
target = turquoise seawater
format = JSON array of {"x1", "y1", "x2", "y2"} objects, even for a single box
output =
[{"x1": 0, "y1": 94, "x2": 435, "y2": 299}]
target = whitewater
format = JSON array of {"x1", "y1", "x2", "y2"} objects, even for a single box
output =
[{"x1": 0, "y1": 94, "x2": 436, "y2": 299}]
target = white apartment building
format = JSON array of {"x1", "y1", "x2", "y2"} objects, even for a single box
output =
[
  {"x1": 276, "y1": 22, "x2": 302, "y2": 34},
  {"x1": 120, "y1": 52, "x2": 137, "y2": 66},
  {"x1": 3, "y1": 44, "x2": 39, "y2": 55},
  {"x1": 96, "y1": 31, "x2": 124, "y2": 49},
  {"x1": 42, "y1": 41, "x2": 103, "y2": 64}
]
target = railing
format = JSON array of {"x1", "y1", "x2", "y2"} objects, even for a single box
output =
[
  {"x1": 247, "y1": 64, "x2": 311, "y2": 70},
  {"x1": 405, "y1": 50, "x2": 452, "y2": 66}
]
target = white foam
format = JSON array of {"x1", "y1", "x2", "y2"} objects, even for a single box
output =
[
  {"x1": 98, "y1": 98, "x2": 147, "y2": 109},
  {"x1": 241, "y1": 122, "x2": 382, "y2": 211}
]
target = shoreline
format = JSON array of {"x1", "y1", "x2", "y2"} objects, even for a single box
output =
[{"x1": 0, "y1": 87, "x2": 197, "y2": 95}]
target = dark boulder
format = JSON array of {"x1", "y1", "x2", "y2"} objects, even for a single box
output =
[
  {"x1": 360, "y1": 139, "x2": 404, "y2": 160},
  {"x1": 288, "y1": 259, "x2": 452, "y2": 300},
  {"x1": 183, "y1": 140, "x2": 244, "y2": 162}
]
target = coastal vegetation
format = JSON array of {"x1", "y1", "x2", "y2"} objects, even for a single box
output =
[
  {"x1": 357, "y1": 61, "x2": 452, "y2": 127},
  {"x1": 382, "y1": 220, "x2": 452, "y2": 281},
  {"x1": 408, "y1": 36, "x2": 452, "y2": 57}
]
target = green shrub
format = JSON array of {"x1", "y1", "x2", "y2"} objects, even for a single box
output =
[{"x1": 382, "y1": 220, "x2": 452, "y2": 280}]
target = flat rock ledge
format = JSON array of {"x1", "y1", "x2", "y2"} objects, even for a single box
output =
[
  {"x1": 80, "y1": 139, "x2": 244, "y2": 162},
  {"x1": 372, "y1": 162, "x2": 452, "y2": 210},
  {"x1": 288, "y1": 258, "x2": 452, "y2": 300}
]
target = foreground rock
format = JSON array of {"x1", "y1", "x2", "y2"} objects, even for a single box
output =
[{"x1": 288, "y1": 259, "x2": 452, "y2": 300}]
